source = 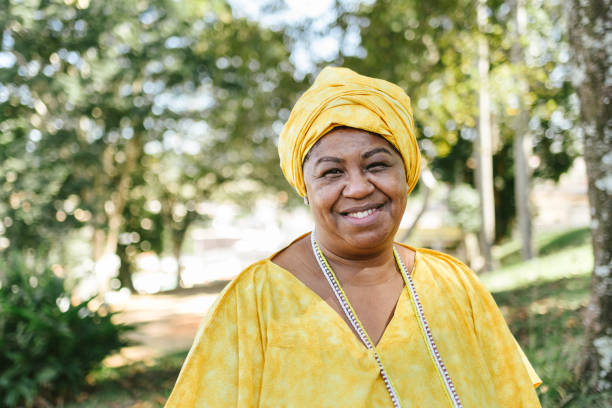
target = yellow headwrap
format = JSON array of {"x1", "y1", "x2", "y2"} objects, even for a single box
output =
[{"x1": 278, "y1": 66, "x2": 421, "y2": 197}]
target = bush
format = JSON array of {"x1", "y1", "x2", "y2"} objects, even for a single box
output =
[{"x1": 0, "y1": 251, "x2": 132, "y2": 407}]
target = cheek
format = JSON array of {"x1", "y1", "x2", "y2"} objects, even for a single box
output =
[
  {"x1": 396, "y1": 193, "x2": 408, "y2": 214},
  {"x1": 377, "y1": 172, "x2": 407, "y2": 195},
  {"x1": 311, "y1": 186, "x2": 340, "y2": 213},
  {"x1": 304, "y1": 180, "x2": 336, "y2": 214},
  {"x1": 382, "y1": 177, "x2": 408, "y2": 212}
]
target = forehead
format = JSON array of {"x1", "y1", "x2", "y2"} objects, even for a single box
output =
[{"x1": 306, "y1": 128, "x2": 398, "y2": 161}]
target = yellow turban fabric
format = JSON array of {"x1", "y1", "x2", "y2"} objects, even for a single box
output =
[{"x1": 278, "y1": 66, "x2": 421, "y2": 197}]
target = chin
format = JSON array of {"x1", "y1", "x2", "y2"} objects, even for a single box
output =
[
  {"x1": 342, "y1": 229, "x2": 395, "y2": 251},
  {"x1": 342, "y1": 217, "x2": 399, "y2": 245}
]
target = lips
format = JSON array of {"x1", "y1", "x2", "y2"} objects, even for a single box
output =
[
  {"x1": 347, "y1": 207, "x2": 377, "y2": 219},
  {"x1": 340, "y1": 203, "x2": 384, "y2": 219}
]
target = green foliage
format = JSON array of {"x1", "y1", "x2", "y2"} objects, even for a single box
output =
[
  {"x1": 537, "y1": 227, "x2": 591, "y2": 257},
  {"x1": 0, "y1": 251, "x2": 132, "y2": 407},
  {"x1": 0, "y1": 0, "x2": 304, "y2": 288},
  {"x1": 495, "y1": 276, "x2": 611, "y2": 407},
  {"x1": 488, "y1": 227, "x2": 609, "y2": 406},
  {"x1": 494, "y1": 226, "x2": 591, "y2": 268},
  {"x1": 65, "y1": 351, "x2": 188, "y2": 408},
  {"x1": 326, "y1": 0, "x2": 581, "y2": 241},
  {"x1": 483, "y1": 244, "x2": 592, "y2": 294}
]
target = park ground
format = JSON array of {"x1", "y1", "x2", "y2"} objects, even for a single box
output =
[{"x1": 68, "y1": 226, "x2": 611, "y2": 408}]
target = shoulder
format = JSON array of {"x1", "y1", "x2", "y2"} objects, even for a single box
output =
[
  {"x1": 396, "y1": 243, "x2": 472, "y2": 275},
  {"x1": 407, "y1": 246, "x2": 489, "y2": 296},
  {"x1": 270, "y1": 233, "x2": 313, "y2": 274},
  {"x1": 415, "y1": 247, "x2": 472, "y2": 272},
  {"x1": 200, "y1": 242, "x2": 303, "y2": 327},
  {"x1": 215, "y1": 255, "x2": 289, "y2": 302}
]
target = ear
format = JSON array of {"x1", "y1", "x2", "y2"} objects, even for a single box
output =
[{"x1": 304, "y1": 196, "x2": 309, "y2": 205}]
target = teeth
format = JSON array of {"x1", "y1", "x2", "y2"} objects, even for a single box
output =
[{"x1": 348, "y1": 208, "x2": 376, "y2": 219}]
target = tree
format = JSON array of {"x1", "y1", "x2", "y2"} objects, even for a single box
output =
[
  {"x1": 509, "y1": 0, "x2": 535, "y2": 260},
  {"x1": 0, "y1": 0, "x2": 303, "y2": 290},
  {"x1": 567, "y1": 0, "x2": 612, "y2": 392},
  {"x1": 324, "y1": 0, "x2": 582, "y2": 251},
  {"x1": 475, "y1": 0, "x2": 496, "y2": 271}
]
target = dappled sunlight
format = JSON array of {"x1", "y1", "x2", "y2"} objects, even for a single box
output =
[
  {"x1": 0, "y1": 0, "x2": 607, "y2": 404},
  {"x1": 107, "y1": 288, "x2": 223, "y2": 367},
  {"x1": 527, "y1": 296, "x2": 586, "y2": 316},
  {"x1": 481, "y1": 245, "x2": 593, "y2": 293},
  {"x1": 490, "y1": 274, "x2": 594, "y2": 405}
]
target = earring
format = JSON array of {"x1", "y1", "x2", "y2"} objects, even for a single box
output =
[{"x1": 304, "y1": 196, "x2": 309, "y2": 205}]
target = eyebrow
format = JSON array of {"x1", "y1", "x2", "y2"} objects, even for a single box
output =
[
  {"x1": 314, "y1": 156, "x2": 344, "y2": 166},
  {"x1": 313, "y1": 147, "x2": 393, "y2": 167},
  {"x1": 362, "y1": 147, "x2": 393, "y2": 159}
]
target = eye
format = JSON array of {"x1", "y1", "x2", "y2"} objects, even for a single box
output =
[
  {"x1": 367, "y1": 161, "x2": 390, "y2": 171},
  {"x1": 321, "y1": 168, "x2": 343, "y2": 177}
]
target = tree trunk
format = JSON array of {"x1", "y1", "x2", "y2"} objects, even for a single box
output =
[
  {"x1": 117, "y1": 245, "x2": 136, "y2": 292},
  {"x1": 510, "y1": 0, "x2": 535, "y2": 260},
  {"x1": 567, "y1": 0, "x2": 612, "y2": 391},
  {"x1": 173, "y1": 229, "x2": 186, "y2": 289},
  {"x1": 93, "y1": 138, "x2": 141, "y2": 294},
  {"x1": 168, "y1": 209, "x2": 197, "y2": 289},
  {"x1": 475, "y1": 0, "x2": 496, "y2": 271},
  {"x1": 462, "y1": 232, "x2": 481, "y2": 271},
  {"x1": 92, "y1": 228, "x2": 106, "y2": 263},
  {"x1": 513, "y1": 116, "x2": 534, "y2": 260},
  {"x1": 103, "y1": 138, "x2": 140, "y2": 257}
]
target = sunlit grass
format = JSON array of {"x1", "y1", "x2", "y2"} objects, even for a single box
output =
[
  {"x1": 493, "y1": 227, "x2": 591, "y2": 268},
  {"x1": 493, "y1": 276, "x2": 596, "y2": 407},
  {"x1": 487, "y1": 227, "x2": 611, "y2": 407},
  {"x1": 482, "y1": 244, "x2": 593, "y2": 293},
  {"x1": 67, "y1": 351, "x2": 187, "y2": 408}
]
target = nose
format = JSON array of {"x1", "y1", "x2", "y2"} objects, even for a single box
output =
[{"x1": 342, "y1": 170, "x2": 375, "y2": 198}]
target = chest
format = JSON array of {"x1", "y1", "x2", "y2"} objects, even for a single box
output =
[
  {"x1": 262, "y1": 270, "x2": 489, "y2": 408},
  {"x1": 321, "y1": 275, "x2": 405, "y2": 346}
]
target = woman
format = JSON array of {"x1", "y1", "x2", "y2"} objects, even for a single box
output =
[{"x1": 165, "y1": 67, "x2": 541, "y2": 407}]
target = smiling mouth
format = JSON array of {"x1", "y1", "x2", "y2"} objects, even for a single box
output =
[{"x1": 341, "y1": 204, "x2": 384, "y2": 219}]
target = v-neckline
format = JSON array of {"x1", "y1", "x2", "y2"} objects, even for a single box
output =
[{"x1": 267, "y1": 248, "x2": 419, "y2": 349}]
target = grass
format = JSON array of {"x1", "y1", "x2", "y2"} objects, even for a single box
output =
[
  {"x1": 71, "y1": 226, "x2": 610, "y2": 407},
  {"x1": 493, "y1": 276, "x2": 601, "y2": 407},
  {"x1": 487, "y1": 226, "x2": 611, "y2": 407},
  {"x1": 493, "y1": 226, "x2": 591, "y2": 268},
  {"x1": 66, "y1": 351, "x2": 187, "y2": 408}
]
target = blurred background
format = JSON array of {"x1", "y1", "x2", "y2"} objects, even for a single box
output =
[{"x1": 1, "y1": 0, "x2": 609, "y2": 407}]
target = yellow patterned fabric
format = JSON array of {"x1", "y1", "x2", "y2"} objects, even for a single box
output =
[
  {"x1": 165, "y1": 243, "x2": 541, "y2": 407},
  {"x1": 278, "y1": 66, "x2": 421, "y2": 197}
]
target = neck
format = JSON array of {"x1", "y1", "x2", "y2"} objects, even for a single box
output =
[{"x1": 313, "y1": 233, "x2": 398, "y2": 286}]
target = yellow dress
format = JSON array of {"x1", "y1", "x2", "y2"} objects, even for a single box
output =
[{"x1": 165, "y1": 244, "x2": 541, "y2": 407}]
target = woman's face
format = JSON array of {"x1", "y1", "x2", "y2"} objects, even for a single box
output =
[{"x1": 303, "y1": 127, "x2": 408, "y2": 258}]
